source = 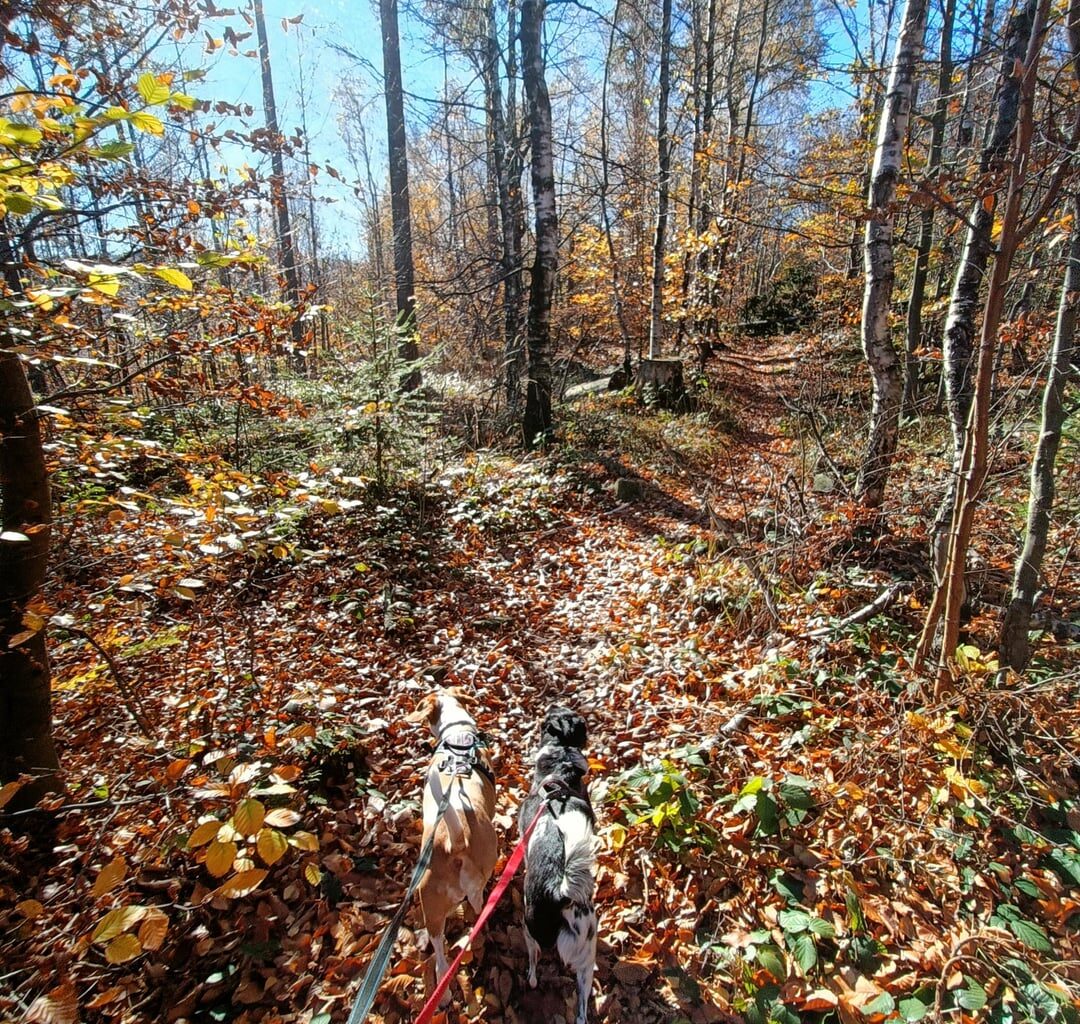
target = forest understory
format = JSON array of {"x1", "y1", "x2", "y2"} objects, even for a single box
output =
[{"x1": 4, "y1": 333, "x2": 1080, "y2": 1024}]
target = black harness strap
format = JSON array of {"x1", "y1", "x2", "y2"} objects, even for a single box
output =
[{"x1": 433, "y1": 727, "x2": 495, "y2": 785}]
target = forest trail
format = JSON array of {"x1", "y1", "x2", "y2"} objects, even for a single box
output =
[{"x1": 14, "y1": 335, "x2": 1077, "y2": 1024}]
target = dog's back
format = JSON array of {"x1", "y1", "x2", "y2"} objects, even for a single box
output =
[{"x1": 520, "y1": 709, "x2": 597, "y2": 1024}]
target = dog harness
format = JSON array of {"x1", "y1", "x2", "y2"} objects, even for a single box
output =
[{"x1": 434, "y1": 725, "x2": 495, "y2": 784}]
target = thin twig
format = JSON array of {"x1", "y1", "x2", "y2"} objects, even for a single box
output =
[{"x1": 52, "y1": 625, "x2": 155, "y2": 737}]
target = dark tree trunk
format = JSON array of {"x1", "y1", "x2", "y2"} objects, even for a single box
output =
[
  {"x1": 254, "y1": 0, "x2": 306, "y2": 373},
  {"x1": 521, "y1": 0, "x2": 557, "y2": 447},
  {"x1": 0, "y1": 343, "x2": 60, "y2": 804},
  {"x1": 379, "y1": 0, "x2": 421, "y2": 384}
]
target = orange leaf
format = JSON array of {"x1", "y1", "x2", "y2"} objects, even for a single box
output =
[
  {"x1": 187, "y1": 820, "x2": 222, "y2": 848},
  {"x1": 17, "y1": 898, "x2": 44, "y2": 919},
  {"x1": 85, "y1": 987, "x2": 124, "y2": 1010},
  {"x1": 25, "y1": 981, "x2": 79, "y2": 1024},
  {"x1": 138, "y1": 908, "x2": 169, "y2": 950},
  {"x1": 232, "y1": 798, "x2": 265, "y2": 837}
]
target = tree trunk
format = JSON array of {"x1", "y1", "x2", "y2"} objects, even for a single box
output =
[
  {"x1": 916, "y1": 0, "x2": 1051, "y2": 692},
  {"x1": 253, "y1": 0, "x2": 306, "y2": 373},
  {"x1": 648, "y1": 0, "x2": 673, "y2": 359},
  {"x1": 999, "y1": 0, "x2": 1080, "y2": 671},
  {"x1": 999, "y1": 195, "x2": 1080, "y2": 670},
  {"x1": 930, "y1": 0, "x2": 1037, "y2": 575},
  {"x1": 521, "y1": 0, "x2": 557, "y2": 446},
  {"x1": 903, "y1": 0, "x2": 954, "y2": 413},
  {"x1": 600, "y1": 0, "x2": 635, "y2": 376},
  {"x1": 855, "y1": 0, "x2": 929, "y2": 507},
  {"x1": 0, "y1": 344, "x2": 61, "y2": 804},
  {"x1": 486, "y1": 0, "x2": 526, "y2": 416},
  {"x1": 379, "y1": 0, "x2": 421, "y2": 384}
]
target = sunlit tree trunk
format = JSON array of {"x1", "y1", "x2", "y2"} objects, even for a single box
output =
[
  {"x1": 379, "y1": 0, "x2": 421, "y2": 385},
  {"x1": 521, "y1": 0, "x2": 557, "y2": 445},
  {"x1": 917, "y1": 0, "x2": 1051, "y2": 692},
  {"x1": 930, "y1": 0, "x2": 1037, "y2": 571},
  {"x1": 903, "y1": 0, "x2": 954, "y2": 413},
  {"x1": 856, "y1": 0, "x2": 929, "y2": 507},
  {"x1": 1000, "y1": 0, "x2": 1080, "y2": 671},
  {"x1": 254, "y1": 0, "x2": 306, "y2": 373},
  {"x1": 648, "y1": 0, "x2": 673, "y2": 358}
]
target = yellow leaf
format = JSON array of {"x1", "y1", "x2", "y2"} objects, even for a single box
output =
[
  {"x1": 0, "y1": 780, "x2": 24, "y2": 809},
  {"x1": 232, "y1": 798, "x2": 265, "y2": 837},
  {"x1": 152, "y1": 266, "x2": 193, "y2": 291},
  {"x1": 264, "y1": 807, "x2": 301, "y2": 828},
  {"x1": 288, "y1": 830, "x2": 319, "y2": 852},
  {"x1": 130, "y1": 111, "x2": 164, "y2": 135},
  {"x1": 105, "y1": 932, "x2": 142, "y2": 964},
  {"x1": 303, "y1": 860, "x2": 321, "y2": 886},
  {"x1": 256, "y1": 827, "x2": 288, "y2": 865},
  {"x1": 187, "y1": 820, "x2": 222, "y2": 848},
  {"x1": 136, "y1": 73, "x2": 170, "y2": 105},
  {"x1": 88, "y1": 274, "x2": 120, "y2": 297},
  {"x1": 217, "y1": 868, "x2": 268, "y2": 898},
  {"x1": 205, "y1": 839, "x2": 237, "y2": 878},
  {"x1": 138, "y1": 908, "x2": 169, "y2": 951},
  {"x1": 92, "y1": 905, "x2": 146, "y2": 943},
  {"x1": 91, "y1": 856, "x2": 127, "y2": 899}
]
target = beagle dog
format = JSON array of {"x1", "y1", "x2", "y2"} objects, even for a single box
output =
[{"x1": 408, "y1": 688, "x2": 498, "y2": 1003}]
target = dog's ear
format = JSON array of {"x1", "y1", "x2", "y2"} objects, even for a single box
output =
[
  {"x1": 541, "y1": 706, "x2": 587, "y2": 748},
  {"x1": 406, "y1": 693, "x2": 439, "y2": 728}
]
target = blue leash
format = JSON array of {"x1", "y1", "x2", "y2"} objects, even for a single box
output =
[{"x1": 345, "y1": 781, "x2": 455, "y2": 1024}]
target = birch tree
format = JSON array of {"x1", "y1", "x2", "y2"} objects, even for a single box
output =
[{"x1": 855, "y1": 0, "x2": 929, "y2": 507}]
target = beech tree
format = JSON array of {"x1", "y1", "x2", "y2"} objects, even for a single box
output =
[
  {"x1": 380, "y1": 0, "x2": 421, "y2": 382},
  {"x1": 520, "y1": 0, "x2": 556, "y2": 445}
]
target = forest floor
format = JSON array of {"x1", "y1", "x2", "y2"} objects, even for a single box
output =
[{"x1": 3, "y1": 334, "x2": 1080, "y2": 1024}]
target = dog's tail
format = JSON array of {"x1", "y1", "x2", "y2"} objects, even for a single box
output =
[{"x1": 557, "y1": 808, "x2": 595, "y2": 905}]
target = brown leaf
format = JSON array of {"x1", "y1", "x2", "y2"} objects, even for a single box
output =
[
  {"x1": 92, "y1": 855, "x2": 127, "y2": 899},
  {"x1": 25, "y1": 981, "x2": 79, "y2": 1024}
]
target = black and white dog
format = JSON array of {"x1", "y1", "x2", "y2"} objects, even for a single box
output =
[{"x1": 518, "y1": 706, "x2": 597, "y2": 1024}]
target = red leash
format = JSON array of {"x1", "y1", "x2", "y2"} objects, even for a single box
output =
[{"x1": 412, "y1": 800, "x2": 547, "y2": 1024}]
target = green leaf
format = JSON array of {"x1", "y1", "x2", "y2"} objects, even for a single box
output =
[
  {"x1": 808, "y1": 916, "x2": 836, "y2": 939},
  {"x1": 152, "y1": 266, "x2": 193, "y2": 291},
  {"x1": 3, "y1": 122, "x2": 43, "y2": 145},
  {"x1": 88, "y1": 140, "x2": 135, "y2": 161},
  {"x1": 778, "y1": 909, "x2": 811, "y2": 933},
  {"x1": 130, "y1": 111, "x2": 164, "y2": 136},
  {"x1": 790, "y1": 932, "x2": 817, "y2": 974},
  {"x1": 170, "y1": 92, "x2": 198, "y2": 111},
  {"x1": 1009, "y1": 916, "x2": 1052, "y2": 952},
  {"x1": 899, "y1": 996, "x2": 931, "y2": 1021},
  {"x1": 4, "y1": 192, "x2": 33, "y2": 215},
  {"x1": 769, "y1": 869, "x2": 805, "y2": 904},
  {"x1": 755, "y1": 943, "x2": 786, "y2": 981},
  {"x1": 755, "y1": 792, "x2": 779, "y2": 835},
  {"x1": 740, "y1": 775, "x2": 767, "y2": 797},
  {"x1": 861, "y1": 992, "x2": 896, "y2": 1016},
  {"x1": 779, "y1": 778, "x2": 816, "y2": 810},
  {"x1": 955, "y1": 977, "x2": 987, "y2": 1011},
  {"x1": 136, "y1": 73, "x2": 171, "y2": 105}
]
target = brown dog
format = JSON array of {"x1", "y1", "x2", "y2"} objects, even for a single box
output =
[{"x1": 408, "y1": 689, "x2": 498, "y2": 1002}]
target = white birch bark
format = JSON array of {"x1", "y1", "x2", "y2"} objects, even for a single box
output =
[{"x1": 856, "y1": 0, "x2": 929, "y2": 507}]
